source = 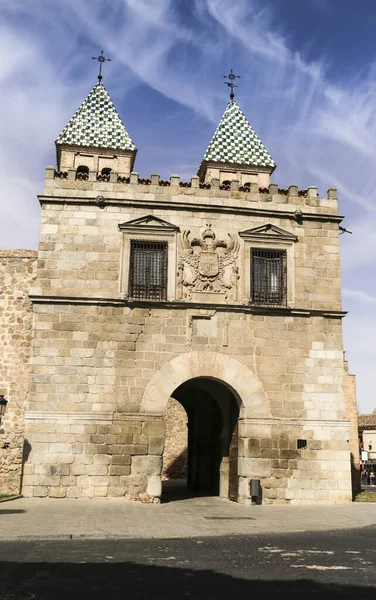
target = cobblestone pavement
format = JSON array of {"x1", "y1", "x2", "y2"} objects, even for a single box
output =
[{"x1": 1, "y1": 494, "x2": 376, "y2": 540}]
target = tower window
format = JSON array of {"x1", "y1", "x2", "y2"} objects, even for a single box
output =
[
  {"x1": 129, "y1": 240, "x2": 168, "y2": 300},
  {"x1": 251, "y1": 248, "x2": 287, "y2": 306},
  {"x1": 76, "y1": 165, "x2": 89, "y2": 181},
  {"x1": 297, "y1": 439, "x2": 307, "y2": 450},
  {"x1": 97, "y1": 167, "x2": 112, "y2": 182}
]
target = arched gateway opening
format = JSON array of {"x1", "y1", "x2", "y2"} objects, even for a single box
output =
[
  {"x1": 162, "y1": 377, "x2": 240, "y2": 501},
  {"x1": 140, "y1": 351, "x2": 270, "y2": 503}
]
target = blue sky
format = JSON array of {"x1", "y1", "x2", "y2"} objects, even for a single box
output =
[{"x1": 1, "y1": 0, "x2": 376, "y2": 413}]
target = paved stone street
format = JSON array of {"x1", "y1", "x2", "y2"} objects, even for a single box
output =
[
  {"x1": 1, "y1": 496, "x2": 376, "y2": 540},
  {"x1": 1, "y1": 528, "x2": 376, "y2": 599}
]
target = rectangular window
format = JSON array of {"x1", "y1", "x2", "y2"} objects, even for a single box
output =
[
  {"x1": 251, "y1": 248, "x2": 287, "y2": 306},
  {"x1": 129, "y1": 240, "x2": 168, "y2": 300},
  {"x1": 297, "y1": 439, "x2": 307, "y2": 450}
]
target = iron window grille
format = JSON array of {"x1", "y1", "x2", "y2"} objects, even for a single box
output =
[
  {"x1": 297, "y1": 439, "x2": 307, "y2": 450},
  {"x1": 251, "y1": 248, "x2": 287, "y2": 306},
  {"x1": 129, "y1": 240, "x2": 168, "y2": 300}
]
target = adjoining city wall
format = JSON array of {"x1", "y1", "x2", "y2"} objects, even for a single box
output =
[
  {"x1": 0, "y1": 250, "x2": 37, "y2": 494},
  {"x1": 344, "y1": 356, "x2": 360, "y2": 494}
]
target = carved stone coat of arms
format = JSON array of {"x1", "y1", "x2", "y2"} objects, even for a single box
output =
[{"x1": 177, "y1": 224, "x2": 239, "y2": 300}]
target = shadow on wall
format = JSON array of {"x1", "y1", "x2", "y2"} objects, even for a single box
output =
[
  {"x1": 162, "y1": 396, "x2": 188, "y2": 481},
  {"x1": 19, "y1": 438, "x2": 32, "y2": 494},
  {"x1": 162, "y1": 449, "x2": 188, "y2": 480},
  {"x1": 350, "y1": 452, "x2": 361, "y2": 497},
  {"x1": 0, "y1": 559, "x2": 375, "y2": 599}
]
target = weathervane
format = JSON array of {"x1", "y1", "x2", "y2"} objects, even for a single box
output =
[
  {"x1": 223, "y1": 69, "x2": 240, "y2": 100},
  {"x1": 91, "y1": 50, "x2": 111, "y2": 82}
]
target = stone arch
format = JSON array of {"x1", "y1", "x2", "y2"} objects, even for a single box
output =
[{"x1": 140, "y1": 351, "x2": 270, "y2": 418}]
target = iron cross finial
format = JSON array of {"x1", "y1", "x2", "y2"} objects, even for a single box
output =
[
  {"x1": 91, "y1": 50, "x2": 112, "y2": 82},
  {"x1": 223, "y1": 69, "x2": 241, "y2": 100}
]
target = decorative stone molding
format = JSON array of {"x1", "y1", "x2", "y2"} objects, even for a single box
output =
[
  {"x1": 240, "y1": 417, "x2": 350, "y2": 427},
  {"x1": 27, "y1": 294, "x2": 347, "y2": 318},
  {"x1": 24, "y1": 411, "x2": 165, "y2": 424},
  {"x1": 38, "y1": 194, "x2": 344, "y2": 224},
  {"x1": 239, "y1": 223, "x2": 298, "y2": 243},
  {"x1": 118, "y1": 215, "x2": 180, "y2": 234},
  {"x1": 24, "y1": 411, "x2": 113, "y2": 424}
]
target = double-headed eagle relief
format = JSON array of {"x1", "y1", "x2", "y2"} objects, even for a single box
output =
[{"x1": 178, "y1": 224, "x2": 239, "y2": 300}]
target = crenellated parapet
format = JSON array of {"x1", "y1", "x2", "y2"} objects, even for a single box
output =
[{"x1": 45, "y1": 166, "x2": 339, "y2": 213}]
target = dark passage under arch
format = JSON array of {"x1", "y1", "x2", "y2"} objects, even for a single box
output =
[{"x1": 162, "y1": 377, "x2": 239, "y2": 502}]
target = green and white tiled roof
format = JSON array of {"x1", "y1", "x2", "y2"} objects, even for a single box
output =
[
  {"x1": 56, "y1": 82, "x2": 136, "y2": 151},
  {"x1": 202, "y1": 100, "x2": 275, "y2": 168}
]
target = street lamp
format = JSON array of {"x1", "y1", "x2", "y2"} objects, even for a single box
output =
[{"x1": 0, "y1": 396, "x2": 7, "y2": 425}]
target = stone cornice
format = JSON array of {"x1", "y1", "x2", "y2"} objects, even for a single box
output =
[
  {"x1": 37, "y1": 194, "x2": 344, "y2": 224},
  {"x1": 24, "y1": 411, "x2": 113, "y2": 424},
  {"x1": 240, "y1": 417, "x2": 350, "y2": 427},
  {"x1": 24, "y1": 411, "x2": 163, "y2": 423},
  {"x1": 24, "y1": 412, "x2": 350, "y2": 427},
  {"x1": 28, "y1": 294, "x2": 347, "y2": 318}
]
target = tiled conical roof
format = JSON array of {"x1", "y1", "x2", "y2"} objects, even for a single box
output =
[
  {"x1": 56, "y1": 82, "x2": 136, "y2": 151},
  {"x1": 201, "y1": 100, "x2": 275, "y2": 168}
]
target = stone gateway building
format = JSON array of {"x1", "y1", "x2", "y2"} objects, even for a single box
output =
[{"x1": 0, "y1": 76, "x2": 359, "y2": 504}]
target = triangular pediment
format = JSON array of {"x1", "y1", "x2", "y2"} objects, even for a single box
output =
[
  {"x1": 119, "y1": 215, "x2": 179, "y2": 232},
  {"x1": 239, "y1": 223, "x2": 298, "y2": 242}
]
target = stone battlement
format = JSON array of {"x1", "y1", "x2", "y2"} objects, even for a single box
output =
[{"x1": 45, "y1": 166, "x2": 338, "y2": 213}]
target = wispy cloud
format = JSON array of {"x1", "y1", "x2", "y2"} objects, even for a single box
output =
[
  {"x1": 343, "y1": 288, "x2": 376, "y2": 304},
  {"x1": 340, "y1": 216, "x2": 376, "y2": 273}
]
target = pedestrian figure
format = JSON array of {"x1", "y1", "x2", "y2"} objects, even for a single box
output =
[
  {"x1": 361, "y1": 469, "x2": 368, "y2": 486},
  {"x1": 370, "y1": 470, "x2": 375, "y2": 485}
]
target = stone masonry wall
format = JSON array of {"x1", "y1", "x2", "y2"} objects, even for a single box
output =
[
  {"x1": 35, "y1": 177, "x2": 343, "y2": 312},
  {"x1": 20, "y1": 171, "x2": 353, "y2": 504},
  {"x1": 0, "y1": 250, "x2": 37, "y2": 494},
  {"x1": 23, "y1": 304, "x2": 351, "y2": 503}
]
